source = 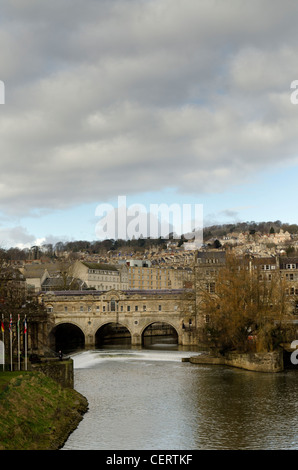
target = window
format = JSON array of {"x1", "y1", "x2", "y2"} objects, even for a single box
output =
[
  {"x1": 262, "y1": 265, "x2": 270, "y2": 270},
  {"x1": 64, "y1": 306, "x2": 68, "y2": 312},
  {"x1": 111, "y1": 300, "x2": 116, "y2": 312},
  {"x1": 127, "y1": 306, "x2": 130, "y2": 312},
  {"x1": 135, "y1": 305, "x2": 138, "y2": 311},
  {"x1": 143, "y1": 305, "x2": 146, "y2": 311},
  {"x1": 286, "y1": 264, "x2": 296, "y2": 270},
  {"x1": 80, "y1": 306, "x2": 84, "y2": 312},
  {"x1": 158, "y1": 305, "x2": 162, "y2": 311},
  {"x1": 206, "y1": 282, "x2": 215, "y2": 293}
]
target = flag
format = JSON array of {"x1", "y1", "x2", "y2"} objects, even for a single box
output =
[
  {"x1": 1, "y1": 315, "x2": 4, "y2": 371},
  {"x1": 9, "y1": 314, "x2": 13, "y2": 371},
  {"x1": 17, "y1": 314, "x2": 21, "y2": 371},
  {"x1": 24, "y1": 316, "x2": 28, "y2": 371}
]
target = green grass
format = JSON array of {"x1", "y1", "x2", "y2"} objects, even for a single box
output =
[
  {"x1": 0, "y1": 371, "x2": 88, "y2": 450},
  {"x1": 0, "y1": 371, "x2": 31, "y2": 393}
]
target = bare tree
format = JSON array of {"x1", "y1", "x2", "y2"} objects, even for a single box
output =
[{"x1": 198, "y1": 254, "x2": 290, "y2": 353}]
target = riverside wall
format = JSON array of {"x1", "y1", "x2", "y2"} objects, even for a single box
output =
[
  {"x1": 188, "y1": 349, "x2": 284, "y2": 373},
  {"x1": 30, "y1": 358, "x2": 74, "y2": 388}
]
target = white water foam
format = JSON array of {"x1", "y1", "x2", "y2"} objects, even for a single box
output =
[{"x1": 70, "y1": 348, "x2": 196, "y2": 369}]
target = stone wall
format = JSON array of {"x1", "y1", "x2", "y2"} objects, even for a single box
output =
[
  {"x1": 30, "y1": 359, "x2": 74, "y2": 388},
  {"x1": 189, "y1": 349, "x2": 284, "y2": 373}
]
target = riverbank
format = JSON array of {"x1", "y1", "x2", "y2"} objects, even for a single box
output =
[
  {"x1": 187, "y1": 349, "x2": 285, "y2": 372},
  {"x1": 0, "y1": 370, "x2": 88, "y2": 450}
]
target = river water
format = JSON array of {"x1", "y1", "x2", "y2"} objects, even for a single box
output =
[{"x1": 62, "y1": 345, "x2": 298, "y2": 450}]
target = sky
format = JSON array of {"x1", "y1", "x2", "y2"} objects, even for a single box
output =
[{"x1": 1, "y1": 0, "x2": 298, "y2": 249}]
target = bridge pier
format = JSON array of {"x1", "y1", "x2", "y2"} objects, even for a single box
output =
[
  {"x1": 180, "y1": 329, "x2": 197, "y2": 346},
  {"x1": 131, "y1": 333, "x2": 142, "y2": 346},
  {"x1": 85, "y1": 333, "x2": 95, "y2": 349}
]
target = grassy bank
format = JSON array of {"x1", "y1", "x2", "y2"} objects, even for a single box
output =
[{"x1": 0, "y1": 371, "x2": 88, "y2": 450}]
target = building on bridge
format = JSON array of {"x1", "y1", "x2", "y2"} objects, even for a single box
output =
[{"x1": 38, "y1": 288, "x2": 196, "y2": 352}]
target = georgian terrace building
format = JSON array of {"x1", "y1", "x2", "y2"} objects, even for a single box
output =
[
  {"x1": 127, "y1": 265, "x2": 193, "y2": 290},
  {"x1": 71, "y1": 260, "x2": 129, "y2": 291}
]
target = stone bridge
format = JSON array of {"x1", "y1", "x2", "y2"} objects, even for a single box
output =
[{"x1": 39, "y1": 289, "x2": 197, "y2": 350}]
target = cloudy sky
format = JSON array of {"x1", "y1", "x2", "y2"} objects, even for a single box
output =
[{"x1": 1, "y1": 0, "x2": 298, "y2": 248}]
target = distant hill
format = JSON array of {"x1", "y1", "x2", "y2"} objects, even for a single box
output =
[
  {"x1": 202, "y1": 221, "x2": 298, "y2": 241},
  {"x1": 2, "y1": 221, "x2": 298, "y2": 260}
]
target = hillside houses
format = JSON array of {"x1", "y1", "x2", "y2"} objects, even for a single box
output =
[
  {"x1": 0, "y1": 225, "x2": 296, "y2": 306},
  {"x1": 209, "y1": 229, "x2": 293, "y2": 251}
]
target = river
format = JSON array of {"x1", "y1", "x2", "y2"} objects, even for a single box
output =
[{"x1": 62, "y1": 344, "x2": 298, "y2": 450}]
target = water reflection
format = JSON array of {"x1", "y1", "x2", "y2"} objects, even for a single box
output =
[
  {"x1": 188, "y1": 366, "x2": 298, "y2": 449},
  {"x1": 62, "y1": 346, "x2": 298, "y2": 450}
]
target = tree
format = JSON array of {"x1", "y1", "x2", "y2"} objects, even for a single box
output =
[
  {"x1": 213, "y1": 239, "x2": 222, "y2": 249},
  {"x1": 198, "y1": 254, "x2": 289, "y2": 353},
  {"x1": 0, "y1": 252, "x2": 48, "y2": 359}
]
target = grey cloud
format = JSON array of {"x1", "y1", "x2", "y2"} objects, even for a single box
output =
[
  {"x1": 0, "y1": 225, "x2": 71, "y2": 249},
  {"x1": 0, "y1": 226, "x2": 36, "y2": 249},
  {"x1": 1, "y1": 0, "x2": 298, "y2": 217}
]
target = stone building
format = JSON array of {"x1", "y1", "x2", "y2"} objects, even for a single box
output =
[
  {"x1": 21, "y1": 264, "x2": 49, "y2": 293},
  {"x1": 127, "y1": 265, "x2": 193, "y2": 290},
  {"x1": 194, "y1": 251, "x2": 226, "y2": 331},
  {"x1": 279, "y1": 257, "x2": 298, "y2": 303},
  {"x1": 71, "y1": 260, "x2": 129, "y2": 291}
]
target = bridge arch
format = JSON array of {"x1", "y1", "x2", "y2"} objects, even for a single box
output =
[
  {"x1": 141, "y1": 320, "x2": 179, "y2": 347},
  {"x1": 95, "y1": 321, "x2": 132, "y2": 347},
  {"x1": 49, "y1": 321, "x2": 85, "y2": 353}
]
